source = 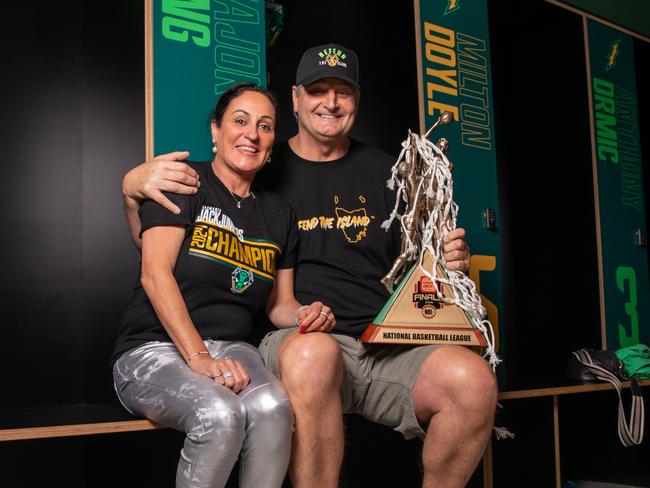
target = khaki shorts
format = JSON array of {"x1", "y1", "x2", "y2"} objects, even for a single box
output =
[{"x1": 259, "y1": 327, "x2": 442, "y2": 440}]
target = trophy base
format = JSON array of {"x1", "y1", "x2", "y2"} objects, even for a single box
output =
[
  {"x1": 361, "y1": 251, "x2": 487, "y2": 347},
  {"x1": 361, "y1": 323, "x2": 486, "y2": 346}
]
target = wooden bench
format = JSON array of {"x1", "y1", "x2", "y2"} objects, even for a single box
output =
[
  {"x1": 0, "y1": 404, "x2": 161, "y2": 442},
  {"x1": 3, "y1": 379, "x2": 648, "y2": 488},
  {"x1": 3, "y1": 379, "x2": 647, "y2": 443}
]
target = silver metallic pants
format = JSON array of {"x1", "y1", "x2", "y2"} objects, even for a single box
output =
[{"x1": 113, "y1": 340, "x2": 293, "y2": 488}]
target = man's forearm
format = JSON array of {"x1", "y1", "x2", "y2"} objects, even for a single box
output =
[{"x1": 120, "y1": 155, "x2": 199, "y2": 251}]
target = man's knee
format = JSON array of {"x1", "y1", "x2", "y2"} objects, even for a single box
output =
[
  {"x1": 278, "y1": 332, "x2": 343, "y2": 392},
  {"x1": 415, "y1": 346, "x2": 497, "y2": 418}
]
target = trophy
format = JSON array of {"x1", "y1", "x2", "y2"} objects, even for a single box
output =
[{"x1": 360, "y1": 112, "x2": 498, "y2": 366}]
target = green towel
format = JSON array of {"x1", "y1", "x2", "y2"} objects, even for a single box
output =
[{"x1": 616, "y1": 343, "x2": 650, "y2": 379}]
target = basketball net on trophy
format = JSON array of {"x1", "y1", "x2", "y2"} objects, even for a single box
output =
[{"x1": 360, "y1": 112, "x2": 500, "y2": 368}]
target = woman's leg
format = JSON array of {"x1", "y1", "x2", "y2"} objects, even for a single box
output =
[
  {"x1": 213, "y1": 342, "x2": 293, "y2": 488},
  {"x1": 113, "y1": 341, "x2": 246, "y2": 488}
]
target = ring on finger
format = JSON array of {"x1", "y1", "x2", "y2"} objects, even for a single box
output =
[
  {"x1": 223, "y1": 371, "x2": 234, "y2": 379},
  {"x1": 319, "y1": 311, "x2": 329, "y2": 320}
]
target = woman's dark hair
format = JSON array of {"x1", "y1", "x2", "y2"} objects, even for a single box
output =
[{"x1": 211, "y1": 82, "x2": 279, "y2": 127}]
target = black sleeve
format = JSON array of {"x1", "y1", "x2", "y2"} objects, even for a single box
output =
[
  {"x1": 276, "y1": 206, "x2": 298, "y2": 270},
  {"x1": 138, "y1": 191, "x2": 196, "y2": 237},
  {"x1": 384, "y1": 184, "x2": 402, "y2": 260}
]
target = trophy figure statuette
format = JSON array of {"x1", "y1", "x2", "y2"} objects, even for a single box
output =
[{"x1": 361, "y1": 111, "x2": 499, "y2": 368}]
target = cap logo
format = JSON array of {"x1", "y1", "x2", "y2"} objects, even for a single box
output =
[{"x1": 318, "y1": 48, "x2": 347, "y2": 68}]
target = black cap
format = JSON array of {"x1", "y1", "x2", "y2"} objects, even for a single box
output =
[{"x1": 295, "y1": 43, "x2": 359, "y2": 88}]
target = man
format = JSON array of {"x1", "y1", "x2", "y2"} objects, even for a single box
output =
[{"x1": 123, "y1": 43, "x2": 497, "y2": 488}]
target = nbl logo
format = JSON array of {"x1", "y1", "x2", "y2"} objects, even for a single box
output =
[
  {"x1": 421, "y1": 304, "x2": 437, "y2": 318},
  {"x1": 413, "y1": 276, "x2": 445, "y2": 319}
]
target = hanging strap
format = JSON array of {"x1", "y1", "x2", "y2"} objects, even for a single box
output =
[{"x1": 573, "y1": 349, "x2": 645, "y2": 446}]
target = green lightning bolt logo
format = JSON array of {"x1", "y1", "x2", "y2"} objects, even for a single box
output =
[
  {"x1": 606, "y1": 40, "x2": 621, "y2": 71},
  {"x1": 444, "y1": 0, "x2": 460, "y2": 16}
]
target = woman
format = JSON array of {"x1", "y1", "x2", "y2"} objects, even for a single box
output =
[{"x1": 112, "y1": 83, "x2": 335, "y2": 488}]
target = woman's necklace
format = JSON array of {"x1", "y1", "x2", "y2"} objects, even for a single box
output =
[{"x1": 227, "y1": 188, "x2": 255, "y2": 208}]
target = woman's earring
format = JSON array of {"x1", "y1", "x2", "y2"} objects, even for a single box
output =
[
  {"x1": 212, "y1": 140, "x2": 217, "y2": 154},
  {"x1": 266, "y1": 155, "x2": 272, "y2": 164}
]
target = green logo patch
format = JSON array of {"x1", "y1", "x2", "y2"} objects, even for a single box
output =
[{"x1": 231, "y1": 267, "x2": 254, "y2": 293}]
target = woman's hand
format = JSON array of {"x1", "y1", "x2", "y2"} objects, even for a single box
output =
[
  {"x1": 189, "y1": 355, "x2": 250, "y2": 393},
  {"x1": 296, "y1": 301, "x2": 336, "y2": 334}
]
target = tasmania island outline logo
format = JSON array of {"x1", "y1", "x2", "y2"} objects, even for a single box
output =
[
  {"x1": 231, "y1": 267, "x2": 254, "y2": 293},
  {"x1": 333, "y1": 194, "x2": 372, "y2": 244}
]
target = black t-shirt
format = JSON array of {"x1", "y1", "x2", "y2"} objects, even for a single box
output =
[
  {"x1": 112, "y1": 161, "x2": 297, "y2": 363},
  {"x1": 258, "y1": 140, "x2": 401, "y2": 337}
]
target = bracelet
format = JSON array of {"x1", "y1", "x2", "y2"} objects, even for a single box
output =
[
  {"x1": 187, "y1": 351, "x2": 210, "y2": 365},
  {"x1": 294, "y1": 305, "x2": 309, "y2": 326}
]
